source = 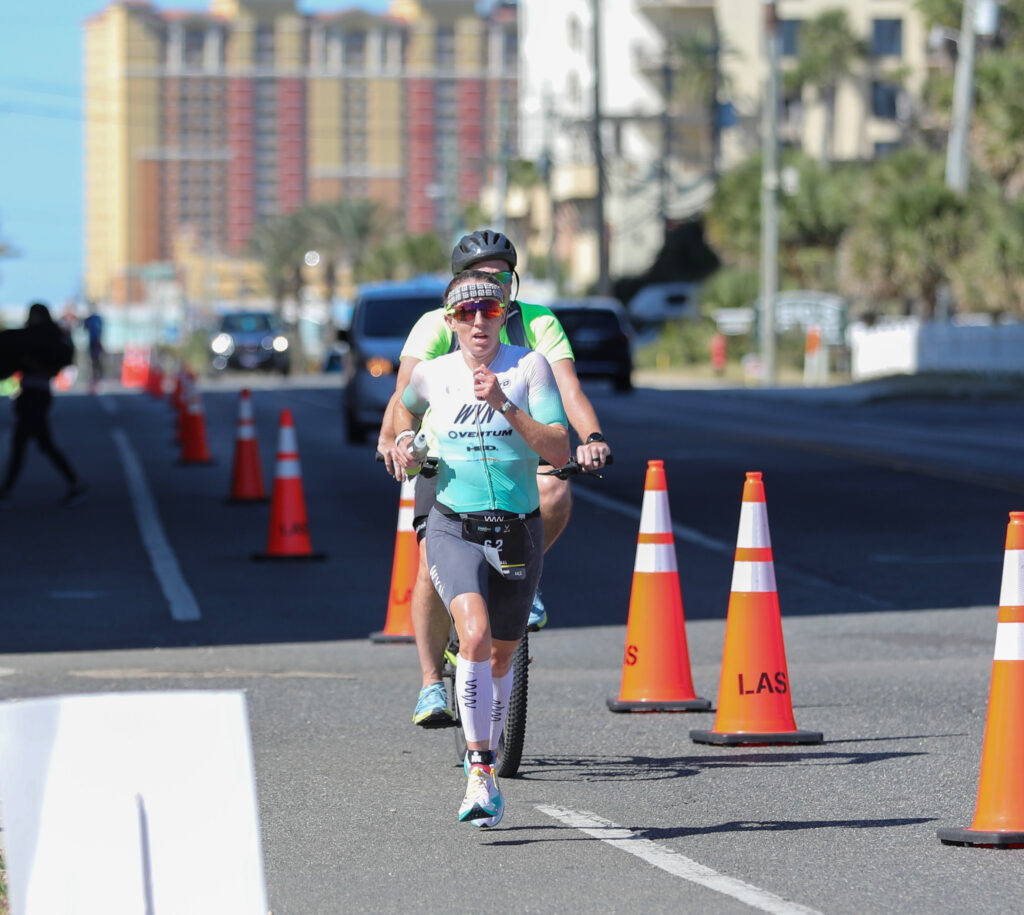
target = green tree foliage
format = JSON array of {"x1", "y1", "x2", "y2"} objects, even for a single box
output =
[
  {"x1": 305, "y1": 199, "x2": 388, "y2": 299},
  {"x1": 706, "y1": 151, "x2": 860, "y2": 291},
  {"x1": 790, "y1": 9, "x2": 866, "y2": 166},
  {"x1": 247, "y1": 210, "x2": 308, "y2": 313},
  {"x1": 840, "y1": 148, "x2": 969, "y2": 317}
]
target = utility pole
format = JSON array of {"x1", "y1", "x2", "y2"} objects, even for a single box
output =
[
  {"x1": 945, "y1": 0, "x2": 978, "y2": 193},
  {"x1": 592, "y1": 0, "x2": 611, "y2": 295},
  {"x1": 709, "y1": 17, "x2": 721, "y2": 184},
  {"x1": 659, "y1": 50, "x2": 673, "y2": 236},
  {"x1": 759, "y1": 0, "x2": 780, "y2": 385},
  {"x1": 493, "y1": 78, "x2": 510, "y2": 233}
]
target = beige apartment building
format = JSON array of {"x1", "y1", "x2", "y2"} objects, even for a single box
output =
[
  {"x1": 517, "y1": 0, "x2": 931, "y2": 291},
  {"x1": 712, "y1": 0, "x2": 929, "y2": 166}
]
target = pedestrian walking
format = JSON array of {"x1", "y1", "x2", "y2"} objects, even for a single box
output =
[
  {"x1": 0, "y1": 302, "x2": 86, "y2": 508},
  {"x1": 83, "y1": 306, "x2": 105, "y2": 392}
]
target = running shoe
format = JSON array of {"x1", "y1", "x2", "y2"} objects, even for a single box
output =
[
  {"x1": 413, "y1": 681, "x2": 454, "y2": 727},
  {"x1": 527, "y1": 590, "x2": 547, "y2": 630},
  {"x1": 459, "y1": 765, "x2": 502, "y2": 822}
]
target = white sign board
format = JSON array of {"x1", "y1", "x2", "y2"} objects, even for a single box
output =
[{"x1": 0, "y1": 691, "x2": 268, "y2": 915}]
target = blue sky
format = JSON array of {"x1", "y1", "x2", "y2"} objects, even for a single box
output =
[{"x1": 0, "y1": 0, "x2": 391, "y2": 308}]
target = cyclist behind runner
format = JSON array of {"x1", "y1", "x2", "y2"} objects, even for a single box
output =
[
  {"x1": 392, "y1": 270, "x2": 569, "y2": 826},
  {"x1": 378, "y1": 229, "x2": 612, "y2": 727}
]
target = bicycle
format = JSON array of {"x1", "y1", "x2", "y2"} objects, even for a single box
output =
[{"x1": 441, "y1": 455, "x2": 612, "y2": 779}]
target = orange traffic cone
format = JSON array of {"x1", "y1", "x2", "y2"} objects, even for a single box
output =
[
  {"x1": 607, "y1": 460, "x2": 710, "y2": 712},
  {"x1": 690, "y1": 472, "x2": 821, "y2": 745},
  {"x1": 939, "y1": 511, "x2": 1024, "y2": 848},
  {"x1": 145, "y1": 357, "x2": 163, "y2": 398},
  {"x1": 370, "y1": 479, "x2": 419, "y2": 644},
  {"x1": 177, "y1": 384, "x2": 215, "y2": 465},
  {"x1": 172, "y1": 369, "x2": 185, "y2": 413},
  {"x1": 226, "y1": 389, "x2": 267, "y2": 504},
  {"x1": 252, "y1": 409, "x2": 326, "y2": 561}
]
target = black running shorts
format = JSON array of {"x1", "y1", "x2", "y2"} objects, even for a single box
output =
[{"x1": 424, "y1": 507, "x2": 542, "y2": 641}]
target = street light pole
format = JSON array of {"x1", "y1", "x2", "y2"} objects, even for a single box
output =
[
  {"x1": 759, "y1": 0, "x2": 780, "y2": 385},
  {"x1": 592, "y1": 0, "x2": 611, "y2": 295},
  {"x1": 945, "y1": 0, "x2": 978, "y2": 193}
]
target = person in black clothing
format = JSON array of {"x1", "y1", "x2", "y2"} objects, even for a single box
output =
[{"x1": 0, "y1": 302, "x2": 86, "y2": 507}]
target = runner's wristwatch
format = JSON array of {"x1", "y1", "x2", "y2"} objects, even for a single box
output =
[{"x1": 585, "y1": 433, "x2": 605, "y2": 443}]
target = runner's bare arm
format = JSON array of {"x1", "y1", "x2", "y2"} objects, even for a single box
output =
[
  {"x1": 550, "y1": 358, "x2": 611, "y2": 467},
  {"x1": 377, "y1": 356, "x2": 422, "y2": 477}
]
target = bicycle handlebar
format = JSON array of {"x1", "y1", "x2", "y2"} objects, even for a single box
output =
[
  {"x1": 377, "y1": 452, "x2": 613, "y2": 480},
  {"x1": 541, "y1": 454, "x2": 614, "y2": 480}
]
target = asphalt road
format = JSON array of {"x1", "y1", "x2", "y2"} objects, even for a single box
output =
[{"x1": 0, "y1": 374, "x2": 1022, "y2": 913}]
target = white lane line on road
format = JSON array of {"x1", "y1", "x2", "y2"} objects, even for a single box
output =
[
  {"x1": 98, "y1": 395, "x2": 119, "y2": 416},
  {"x1": 572, "y1": 486, "x2": 890, "y2": 608},
  {"x1": 112, "y1": 428, "x2": 202, "y2": 622},
  {"x1": 536, "y1": 805, "x2": 822, "y2": 915}
]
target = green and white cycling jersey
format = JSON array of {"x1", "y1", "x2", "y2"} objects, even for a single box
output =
[
  {"x1": 402, "y1": 343, "x2": 567, "y2": 514},
  {"x1": 401, "y1": 301, "x2": 574, "y2": 458}
]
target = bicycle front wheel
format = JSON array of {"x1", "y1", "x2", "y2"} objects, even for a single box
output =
[{"x1": 496, "y1": 632, "x2": 529, "y2": 779}]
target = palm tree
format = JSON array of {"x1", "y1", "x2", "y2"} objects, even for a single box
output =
[
  {"x1": 247, "y1": 211, "x2": 308, "y2": 315},
  {"x1": 841, "y1": 148, "x2": 969, "y2": 317},
  {"x1": 306, "y1": 199, "x2": 389, "y2": 301},
  {"x1": 791, "y1": 10, "x2": 866, "y2": 166},
  {"x1": 671, "y1": 26, "x2": 737, "y2": 180}
]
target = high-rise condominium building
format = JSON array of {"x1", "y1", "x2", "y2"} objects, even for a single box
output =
[{"x1": 84, "y1": 0, "x2": 517, "y2": 303}]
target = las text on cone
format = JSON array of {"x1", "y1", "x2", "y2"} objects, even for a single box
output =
[{"x1": 691, "y1": 471, "x2": 822, "y2": 745}]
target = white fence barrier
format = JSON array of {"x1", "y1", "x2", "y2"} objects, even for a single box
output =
[{"x1": 850, "y1": 319, "x2": 1024, "y2": 380}]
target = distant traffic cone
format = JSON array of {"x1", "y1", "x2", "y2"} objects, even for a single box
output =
[
  {"x1": 174, "y1": 373, "x2": 189, "y2": 446},
  {"x1": 252, "y1": 410, "x2": 326, "y2": 561},
  {"x1": 172, "y1": 369, "x2": 185, "y2": 412},
  {"x1": 691, "y1": 472, "x2": 822, "y2": 745},
  {"x1": 370, "y1": 479, "x2": 418, "y2": 644},
  {"x1": 226, "y1": 389, "x2": 268, "y2": 504},
  {"x1": 177, "y1": 384, "x2": 215, "y2": 465},
  {"x1": 938, "y1": 512, "x2": 1024, "y2": 848},
  {"x1": 607, "y1": 460, "x2": 710, "y2": 712}
]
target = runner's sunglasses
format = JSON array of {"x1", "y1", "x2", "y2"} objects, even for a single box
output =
[
  {"x1": 450, "y1": 299, "x2": 505, "y2": 322},
  {"x1": 487, "y1": 270, "x2": 513, "y2": 284}
]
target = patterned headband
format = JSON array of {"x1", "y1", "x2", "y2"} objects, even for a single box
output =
[{"x1": 444, "y1": 281, "x2": 506, "y2": 311}]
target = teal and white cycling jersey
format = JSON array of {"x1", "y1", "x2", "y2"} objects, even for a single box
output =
[{"x1": 402, "y1": 344, "x2": 567, "y2": 514}]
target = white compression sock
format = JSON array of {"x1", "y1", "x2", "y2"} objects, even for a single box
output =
[
  {"x1": 489, "y1": 668, "x2": 514, "y2": 751},
  {"x1": 456, "y1": 655, "x2": 493, "y2": 746}
]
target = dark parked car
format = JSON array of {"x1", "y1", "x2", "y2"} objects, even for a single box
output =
[
  {"x1": 339, "y1": 276, "x2": 449, "y2": 442},
  {"x1": 548, "y1": 296, "x2": 634, "y2": 392},
  {"x1": 209, "y1": 311, "x2": 291, "y2": 375}
]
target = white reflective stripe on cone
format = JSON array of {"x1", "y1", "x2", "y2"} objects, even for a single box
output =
[
  {"x1": 731, "y1": 561, "x2": 777, "y2": 593},
  {"x1": 994, "y1": 622, "x2": 1024, "y2": 661},
  {"x1": 276, "y1": 458, "x2": 301, "y2": 479},
  {"x1": 634, "y1": 542, "x2": 678, "y2": 573},
  {"x1": 278, "y1": 426, "x2": 298, "y2": 453},
  {"x1": 397, "y1": 505, "x2": 415, "y2": 531},
  {"x1": 639, "y1": 489, "x2": 672, "y2": 535},
  {"x1": 736, "y1": 502, "x2": 772, "y2": 550},
  {"x1": 240, "y1": 399, "x2": 254, "y2": 421},
  {"x1": 999, "y1": 550, "x2": 1024, "y2": 607},
  {"x1": 237, "y1": 425, "x2": 255, "y2": 441}
]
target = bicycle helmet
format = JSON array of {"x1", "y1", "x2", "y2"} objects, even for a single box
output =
[{"x1": 451, "y1": 229, "x2": 518, "y2": 274}]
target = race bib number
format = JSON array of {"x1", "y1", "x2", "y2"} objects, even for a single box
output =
[{"x1": 461, "y1": 513, "x2": 527, "y2": 580}]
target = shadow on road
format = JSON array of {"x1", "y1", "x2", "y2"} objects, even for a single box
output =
[{"x1": 513, "y1": 748, "x2": 928, "y2": 783}]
